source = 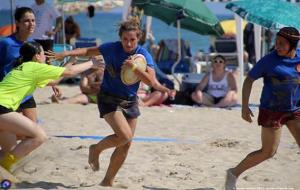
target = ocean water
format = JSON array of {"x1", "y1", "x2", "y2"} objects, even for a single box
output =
[
  {"x1": 73, "y1": 11, "x2": 232, "y2": 54},
  {"x1": 0, "y1": 8, "x2": 232, "y2": 55}
]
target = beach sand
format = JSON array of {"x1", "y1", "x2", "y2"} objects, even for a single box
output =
[{"x1": 8, "y1": 79, "x2": 300, "y2": 190}]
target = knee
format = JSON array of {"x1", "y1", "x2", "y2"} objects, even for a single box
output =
[
  {"x1": 34, "y1": 128, "x2": 48, "y2": 145},
  {"x1": 123, "y1": 141, "x2": 132, "y2": 150},
  {"x1": 119, "y1": 132, "x2": 133, "y2": 145},
  {"x1": 260, "y1": 148, "x2": 277, "y2": 159},
  {"x1": 191, "y1": 91, "x2": 201, "y2": 101}
]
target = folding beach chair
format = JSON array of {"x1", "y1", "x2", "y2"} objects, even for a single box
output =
[
  {"x1": 156, "y1": 39, "x2": 192, "y2": 74},
  {"x1": 74, "y1": 37, "x2": 100, "y2": 48}
]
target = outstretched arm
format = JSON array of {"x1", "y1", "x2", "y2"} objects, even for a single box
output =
[
  {"x1": 46, "y1": 46, "x2": 100, "y2": 61},
  {"x1": 48, "y1": 60, "x2": 101, "y2": 86}
]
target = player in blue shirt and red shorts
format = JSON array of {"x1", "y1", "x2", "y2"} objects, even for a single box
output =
[{"x1": 226, "y1": 27, "x2": 300, "y2": 189}]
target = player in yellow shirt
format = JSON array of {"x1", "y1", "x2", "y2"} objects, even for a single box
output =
[{"x1": 0, "y1": 41, "x2": 100, "y2": 172}]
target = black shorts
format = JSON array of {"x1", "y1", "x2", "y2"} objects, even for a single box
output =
[
  {"x1": 97, "y1": 91, "x2": 140, "y2": 119},
  {"x1": 213, "y1": 96, "x2": 224, "y2": 104},
  {"x1": 0, "y1": 105, "x2": 13, "y2": 115},
  {"x1": 17, "y1": 96, "x2": 37, "y2": 112}
]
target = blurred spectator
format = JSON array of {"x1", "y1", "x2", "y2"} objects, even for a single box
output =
[
  {"x1": 191, "y1": 55, "x2": 238, "y2": 108},
  {"x1": 65, "y1": 16, "x2": 81, "y2": 44},
  {"x1": 244, "y1": 23, "x2": 255, "y2": 65},
  {"x1": 31, "y1": 0, "x2": 62, "y2": 42}
]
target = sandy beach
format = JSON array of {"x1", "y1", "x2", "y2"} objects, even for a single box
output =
[{"x1": 8, "y1": 79, "x2": 300, "y2": 190}]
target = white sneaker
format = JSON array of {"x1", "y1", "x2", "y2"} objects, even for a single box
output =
[{"x1": 225, "y1": 168, "x2": 237, "y2": 190}]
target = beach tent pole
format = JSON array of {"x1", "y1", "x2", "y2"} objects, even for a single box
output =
[
  {"x1": 145, "y1": 16, "x2": 152, "y2": 39},
  {"x1": 10, "y1": 0, "x2": 15, "y2": 33},
  {"x1": 171, "y1": 19, "x2": 182, "y2": 87},
  {"x1": 60, "y1": 2, "x2": 66, "y2": 50},
  {"x1": 254, "y1": 24, "x2": 262, "y2": 62},
  {"x1": 122, "y1": 0, "x2": 132, "y2": 21},
  {"x1": 235, "y1": 14, "x2": 244, "y2": 94}
]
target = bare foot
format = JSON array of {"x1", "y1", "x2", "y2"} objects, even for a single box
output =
[
  {"x1": 100, "y1": 179, "x2": 113, "y2": 187},
  {"x1": 0, "y1": 150, "x2": 4, "y2": 159},
  {"x1": 88, "y1": 144, "x2": 100, "y2": 171},
  {"x1": 51, "y1": 94, "x2": 60, "y2": 103}
]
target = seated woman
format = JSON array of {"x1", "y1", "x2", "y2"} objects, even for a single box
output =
[
  {"x1": 191, "y1": 55, "x2": 238, "y2": 108},
  {"x1": 52, "y1": 56, "x2": 105, "y2": 104}
]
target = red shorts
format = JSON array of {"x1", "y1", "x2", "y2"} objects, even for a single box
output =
[{"x1": 258, "y1": 108, "x2": 300, "y2": 128}]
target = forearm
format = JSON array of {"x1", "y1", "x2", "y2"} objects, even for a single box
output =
[
  {"x1": 47, "y1": 76, "x2": 64, "y2": 86},
  {"x1": 134, "y1": 68, "x2": 154, "y2": 87},
  {"x1": 195, "y1": 75, "x2": 208, "y2": 92},
  {"x1": 63, "y1": 61, "x2": 93, "y2": 77},
  {"x1": 64, "y1": 48, "x2": 89, "y2": 57},
  {"x1": 136, "y1": 73, "x2": 170, "y2": 94},
  {"x1": 152, "y1": 81, "x2": 170, "y2": 93},
  {"x1": 242, "y1": 76, "x2": 254, "y2": 107},
  {"x1": 48, "y1": 58, "x2": 78, "y2": 85}
]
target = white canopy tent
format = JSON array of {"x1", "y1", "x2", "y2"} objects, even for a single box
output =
[{"x1": 234, "y1": 16, "x2": 263, "y2": 92}]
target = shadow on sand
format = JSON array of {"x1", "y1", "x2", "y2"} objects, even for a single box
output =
[
  {"x1": 15, "y1": 181, "x2": 93, "y2": 189},
  {"x1": 143, "y1": 186, "x2": 216, "y2": 190}
]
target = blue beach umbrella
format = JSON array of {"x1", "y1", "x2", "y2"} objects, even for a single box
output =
[
  {"x1": 226, "y1": 0, "x2": 300, "y2": 30},
  {"x1": 225, "y1": 0, "x2": 300, "y2": 94}
]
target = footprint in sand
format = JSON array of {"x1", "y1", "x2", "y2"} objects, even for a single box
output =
[
  {"x1": 22, "y1": 166, "x2": 38, "y2": 174},
  {"x1": 70, "y1": 145, "x2": 87, "y2": 151},
  {"x1": 210, "y1": 139, "x2": 240, "y2": 148}
]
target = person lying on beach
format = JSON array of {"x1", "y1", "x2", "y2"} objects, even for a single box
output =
[
  {"x1": 138, "y1": 82, "x2": 194, "y2": 106},
  {"x1": 138, "y1": 82, "x2": 170, "y2": 106},
  {"x1": 46, "y1": 18, "x2": 173, "y2": 187},
  {"x1": 0, "y1": 41, "x2": 101, "y2": 172},
  {"x1": 225, "y1": 27, "x2": 300, "y2": 190},
  {"x1": 191, "y1": 55, "x2": 238, "y2": 108},
  {"x1": 51, "y1": 57, "x2": 105, "y2": 105}
]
